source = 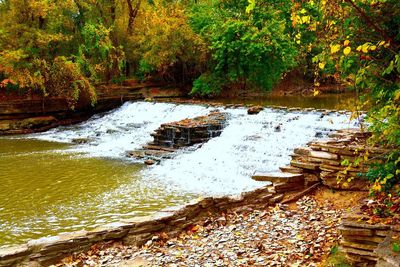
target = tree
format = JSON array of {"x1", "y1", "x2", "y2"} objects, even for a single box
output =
[
  {"x1": 292, "y1": 0, "x2": 400, "y2": 191},
  {"x1": 126, "y1": 0, "x2": 207, "y2": 83},
  {"x1": 189, "y1": 0, "x2": 297, "y2": 96}
]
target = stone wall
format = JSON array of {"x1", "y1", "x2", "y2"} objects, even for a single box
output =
[
  {"x1": 0, "y1": 180, "x2": 300, "y2": 267},
  {"x1": 339, "y1": 213, "x2": 400, "y2": 266},
  {"x1": 253, "y1": 128, "x2": 390, "y2": 191},
  {"x1": 0, "y1": 84, "x2": 185, "y2": 135}
]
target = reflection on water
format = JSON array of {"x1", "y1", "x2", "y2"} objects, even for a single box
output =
[{"x1": 214, "y1": 92, "x2": 360, "y2": 110}]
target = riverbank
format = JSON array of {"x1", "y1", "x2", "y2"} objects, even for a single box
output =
[
  {"x1": 0, "y1": 76, "x2": 354, "y2": 135},
  {"x1": 0, "y1": 84, "x2": 185, "y2": 135},
  {"x1": 57, "y1": 188, "x2": 367, "y2": 266}
]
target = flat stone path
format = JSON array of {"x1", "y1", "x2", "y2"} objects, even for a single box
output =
[{"x1": 58, "y1": 195, "x2": 343, "y2": 267}]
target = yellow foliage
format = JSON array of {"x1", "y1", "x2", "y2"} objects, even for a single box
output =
[
  {"x1": 126, "y1": 1, "x2": 207, "y2": 76},
  {"x1": 330, "y1": 44, "x2": 341, "y2": 54},
  {"x1": 301, "y1": 15, "x2": 311, "y2": 24},
  {"x1": 372, "y1": 182, "x2": 382, "y2": 192},
  {"x1": 343, "y1": 46, "x2": 351, "y2": 56},
  {"x1": 361, "y1": 43, "x2": 370, "y2": 53}
]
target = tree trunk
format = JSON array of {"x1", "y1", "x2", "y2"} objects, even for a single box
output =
[{"x1": 126, "y1": 0, "x2": 141, "y2": 34}]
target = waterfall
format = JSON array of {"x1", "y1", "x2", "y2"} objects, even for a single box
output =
[{"x1": 34, "y1": 101, "x2": 356, "y2": 195}]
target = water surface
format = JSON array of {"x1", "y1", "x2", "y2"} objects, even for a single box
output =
[{"x1": 0, "y1": 100, "x2": 360, "y2": 247}]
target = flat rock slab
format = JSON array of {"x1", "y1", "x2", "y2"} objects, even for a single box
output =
[
  {"x1": 279, "y1": 165, "x2": 303, "y2": 174},
  {"x1": 309, "y1": 150, "x2": 338, "y2": 160},
  {"x1": 290, "y1": 160, "x2": 319, "y2": 170},
  {"x1": 252, "y1": 172, "x2": 304, "y2": 183}
]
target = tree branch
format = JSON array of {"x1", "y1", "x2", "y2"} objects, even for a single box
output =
[{"x1": 344, "y1": 0, "x2": 398, "y2": 47}]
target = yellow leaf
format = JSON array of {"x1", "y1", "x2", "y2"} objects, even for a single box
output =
[
  {"x1": 356, "y1": 45, "x2": 362, "y2": 51},
  {"x1": 313, "y1": 90, "x2": 320, "y2": 96},
  {"x1": 343, "y1": 47, "x2": 351, "y2": 56},
  {"x1": 318, "y1": 62, "x2": 326, "y2": 69},
  {"x1": 301, "y1": 15, "x2": 310, "y2": 24},
  {"x1": 362, "y1": 43, "x2": 369, "y2": 53},
  {"x1": 372, "y1": 182, "x2": 382, "y2": 191},
  {"x1": 394, "y1": 90, "x2": 400, "y2": 101},
  {"x1": 330, "y1": 44, "x2": 341, "y2": 54},
  {"x1": 369, "y1": 45, "x2": 377, "y2": 51},
  {"x1": 344, "y1": 40, "x2": 350, "y2": 46},
  {"x1": 378, "y1": 41, "x2": 385, "y2": 46}
]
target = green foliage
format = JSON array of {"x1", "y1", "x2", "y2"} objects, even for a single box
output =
[
  {"x1": 189, "y1": 0, "x2": 297, "y2": 96},
  {"x1": 292, "y1": 0, "x2": 400, "y2": 191},
  {"x1": 367, "y1": 151, "x2": 400, "y2": 192},
  {"x1": 393, "y1": 243, "x2": 400, "y2": 253},
  {"x1": 191, "y1": 72, "x2": 223, "y2": 97},
  {"x1": 76, "y1": 23, "x2": 125, "y2": 82},
  {"x1": 324, "y1": 245, "x2": 352, "y2": 267}
]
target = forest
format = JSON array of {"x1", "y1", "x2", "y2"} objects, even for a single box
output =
[{"x1": 0, "y1": 0, "x2": 399, "y2": 265}]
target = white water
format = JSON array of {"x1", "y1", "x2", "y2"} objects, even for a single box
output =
[{"x1": 33, "y1": 101, "x2": 357, "y2": 195}]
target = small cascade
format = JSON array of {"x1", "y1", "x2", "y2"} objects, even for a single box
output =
[
  {"x1": 33, "y1": 101, "x2": 358, "y2": 195},
  {"x1": 149, "y1": 111, "x2": 226, "y2": 148},
  {"x1": 0, "y1": 101, "x2": 362, "y2": 246}
]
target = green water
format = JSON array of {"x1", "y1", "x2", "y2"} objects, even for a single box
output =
[
  {"x1": 0, "y1": 138, "x2": 192, "y2": 247},
  {"x1": 215, "y1": 92, "x2": 361, "y2": 110},
  {"x1": 0, "y1": 94, "x2": 360, "y2": 248}
]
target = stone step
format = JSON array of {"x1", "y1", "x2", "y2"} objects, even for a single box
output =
[
  {"x1": 290, "y1": 160, "x2": 319, "y2": 170},
  {"x1": 273, "y1": 182, "x2": 305, "y2": 193},
  {"x1": 339, "y1": 226, "x2": 374, "y2": 237},
  {"x1": 306, "y1": 157, "x2": 341, "y2": 166},
  {"x1": 320, "y1": 164, "x2": 363, "y2": 172},
  {"x1": 279, "y1": 165, "x2": 303, "y2": 174},
  {"x1": 251, "y1": 172, "x2": 304, "y2": 183},
  {"x1": 340, "y1": 240, "x2": 377, "y2": 252},
  {"x1": 142, "y1": 145, "x2": 177, "y2": 152},
  {"x1": 309, "y1": 150, "x2": 339, "y2": 160}
]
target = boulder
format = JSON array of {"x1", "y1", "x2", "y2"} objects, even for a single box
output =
[
  {"x1": 144, "y1": 159, "x2": 155, "y2": 165},
  {"x1": 247, "y1": 106, "x2": 264, "y2": 115}
]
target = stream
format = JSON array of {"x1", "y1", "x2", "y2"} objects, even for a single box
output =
[{"x1": 0, "y1": 100, "x2": 361, "y2": 247}]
